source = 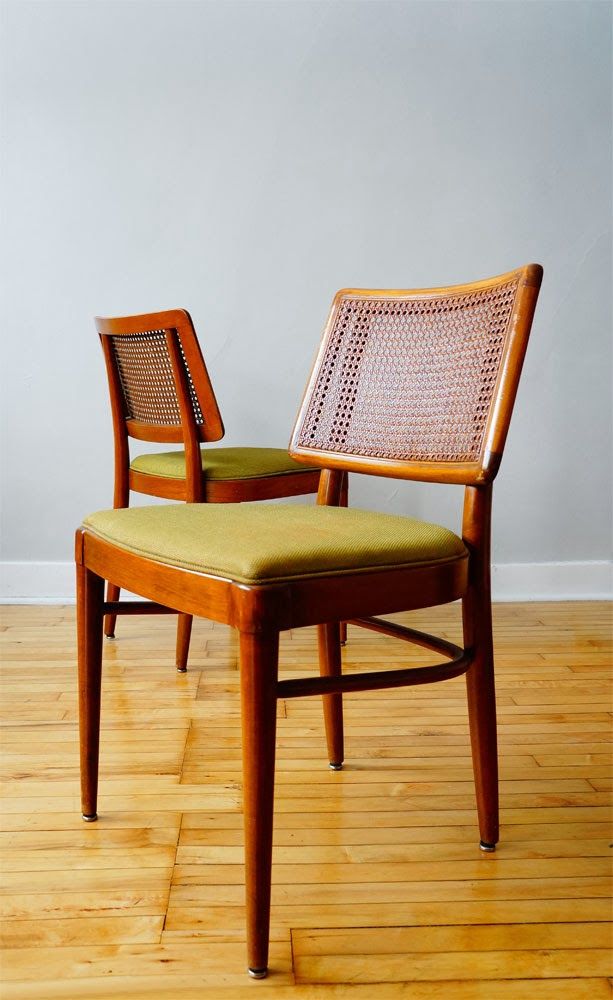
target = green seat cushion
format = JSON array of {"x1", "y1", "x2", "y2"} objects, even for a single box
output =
[
  {"x1": 83, "y1": 504, "x2": 466, "y2": 586},
  {"x1": 130, "y1": 446, "x2": 318, "y2": 481}
]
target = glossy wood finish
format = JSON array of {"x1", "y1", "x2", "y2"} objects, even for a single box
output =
[
  {"x1": 317, "y1": 623, "x2": 344, "y2": 768},
  {"x1": 96, "y1": 309, "x2": 320, "y2": 664},
  {"x1": 75, "y1": 562, "x2": 104, "y2": 821},
  {"x1": 128, "y1": 468, "x2": 321, "y2": 504},
  {"x1": 80, "y1": 267, "x2": 543, "y2": 976},
  {"x1": 349, "y1": 615, "x2": 465, "y2": 658},
  {"x1": 2, "y1": 601, "x2": 611, "y2": 998},
  {"x1": 277, "y1": 649, "x2": 473, "y2": 699},
  {"x1": 76, "y1": 529, "x2": 470, "y2": 978},
  {"x1": 239, "y1": 631, "x2": 279, "y2": 976},
  {"x1": 175, "y1": 615, "x2": 193, "y2": 676},
  {"x1": 80, "y1": 529, "x2": 469, "y2": 634},
  {"x1": 462, "y1": 484, "x2": 499, "y2": 848}
]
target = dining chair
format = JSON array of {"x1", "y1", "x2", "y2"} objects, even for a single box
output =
[
  {"x1": 96, "y1": 308, "x2": 333, "y2": 670},
  {"x1": 78, "y1": 264, "x2": 542, "y2": 978}
]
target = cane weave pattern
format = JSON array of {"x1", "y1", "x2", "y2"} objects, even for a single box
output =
[
  {"x1": 296, "y1": 279, "x2": 520, "y2": 463},
  {"x1": 111, "y1": 331, "x2": 204, "y2": 426}
]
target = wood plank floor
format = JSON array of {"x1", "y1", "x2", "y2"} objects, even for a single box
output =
[{"x1": 0, "y1": 601, "x2": 611, "y2": 998}]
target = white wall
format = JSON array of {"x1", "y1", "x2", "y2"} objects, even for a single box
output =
[{"x1": 1, "y1": 0, "x2": 611, "y2": 600}]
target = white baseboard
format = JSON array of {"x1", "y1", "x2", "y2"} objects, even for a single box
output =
[
  {"x1": 1, "y1": 562, "x2": 78, "y2": 604},
  {"x1": 1, "y1": 559, "x2": 611, "y2": 604},
  {"x1": 490, "y1": 560, "x2": 612, "y2": 602}
]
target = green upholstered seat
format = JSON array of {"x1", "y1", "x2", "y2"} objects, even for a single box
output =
[
  {"x1": 130, "y1": 447, "x2": 318, "y2": 481},
  {"x1": 83, "y1": 504, "x2": 466, "y2": 586}
]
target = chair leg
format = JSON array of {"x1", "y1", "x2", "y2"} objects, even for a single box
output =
[
  {"x1": 239, "y1": 629, "x2": 279, "y2": 979},
  {"x1": 104, "y1": 582, "x2": 119, "y2": 639},
  {"x1": 463, "y1": 586, "x2": 499, "y2": 851},
  {"x1": 462, "y1": 484, "x2": 498, "y2": 850},
  {"x1": 175, "y1": 614, "x2": 193, "y2": 672},
  {"x1": 318, "y1": 622, "x2": 344, "y2": 770},
  {"x1": 77, "y1": 563, "x2": 105, "y2": 822}
]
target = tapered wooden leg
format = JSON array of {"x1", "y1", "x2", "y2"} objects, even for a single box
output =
[
  {"x1": 463, "y1": 595, "x2": 498, "y2": 849},
  {"x1": 239, "y1": 630, "x2": 279, "y2": 978},
  {"x1": 317, "y1": 622, "x2": 344, "y2": 769},
  {"x1": 77, "y1": 563, "x2": 105, "y2": 822},
  {"x1": 104, "y1": 582, "x2": 119, "y2": 639},
  {"x1": 462, "y1": 485, "x2": 498, "y2": 850},
  {"x1": 175, "y1": 614, "x2": 193, "y2": 672}
]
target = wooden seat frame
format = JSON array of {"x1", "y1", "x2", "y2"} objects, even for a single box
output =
[
  {"x1": 96, "y1": 308, "x2": 325, "y2": 669},
  {"x1": 78, "y1": 266, "x2": 542, "y2": 977}
]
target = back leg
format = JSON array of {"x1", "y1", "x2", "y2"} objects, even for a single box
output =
[
  {"x1": 77, "y1": 563, "x2": 105, "y2": 821},
  {"x1": 176, "y1": 614, "x2": 193, "y2": 672},
  {"x1": 104, "y1": 582, "x2": 119, "y2": 638}
]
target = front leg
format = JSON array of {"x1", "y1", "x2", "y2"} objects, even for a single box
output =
[
  {"x1": 239, "y1": 629, "x2": 279, "y2": 978},
  {"x1": 77, "y1": 562, "x2": 105, "y2": 821}
]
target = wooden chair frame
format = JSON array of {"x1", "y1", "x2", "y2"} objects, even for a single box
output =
[
  {"x1": 79, "y1": 265, "x2": 542, "y2": 977},
  {"x1": 96, "y1": 308, "x2": 323, "y2": 668}
]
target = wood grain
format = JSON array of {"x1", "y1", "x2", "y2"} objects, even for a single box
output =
[
  {"x1": 1, "y1": 600, "x2": 611, "y2": 998},
  {"x1": 96, "y1": 307, "x2": 320, "y2": 662}
]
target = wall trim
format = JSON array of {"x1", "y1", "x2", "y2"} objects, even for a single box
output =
[
  {"x1": 490, "y1": 559, "x2": 612, "y2": 602},
  {"x1": 1, "y1": 559, "x2": 611, "y2": 604}
]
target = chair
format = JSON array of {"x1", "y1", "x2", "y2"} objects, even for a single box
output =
[
  {"x1": 78, "y1": 265, "x2": 542, "y2": 978},
  {"x1": 95, "y1": 308, "x2": 328, "y2": 670}
]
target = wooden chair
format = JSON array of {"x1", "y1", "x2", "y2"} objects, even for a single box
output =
[
  {"x1": 96, "y1": 308, "x2": 326, "y2": 670},
  {"x1": 78, "y1": 265, "x2": 542, "y2": 978}
]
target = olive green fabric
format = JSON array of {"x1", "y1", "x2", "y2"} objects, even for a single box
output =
[
  {"x1": 130, "y1": 447, "x2": 317, "y2": 481},
  {"x1": 83, "y1": 504, "x2": 466, "y2": 586}
]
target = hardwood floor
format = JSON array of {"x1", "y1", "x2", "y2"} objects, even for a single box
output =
[{"x1": 0, "y1": 601, "x2": 611, "y2": 998}]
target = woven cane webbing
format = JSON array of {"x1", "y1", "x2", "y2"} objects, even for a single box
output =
[
  {"x1": 111, "y1": 331, "x2": 205, "y2": 426},
  {"x1": 296, "y1": 279, "x2": 520, "y2": 464}
]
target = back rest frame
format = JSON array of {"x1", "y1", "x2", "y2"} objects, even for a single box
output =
[
  {"x1": 96, "y1": 309, "x2": 224, "y2": 446},
  {"x1": 290, "y1": 265, "x2": 542, "y2": 486}
]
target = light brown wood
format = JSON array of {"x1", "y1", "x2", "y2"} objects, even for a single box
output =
[
  {"x1": 76, "y1": 562, "x2": 104, "y2": 821},
  {"x1": 80, "y1": 264, "x2": 540, "y2": 978},
  {"x1": 96, "y1": 308, "x2": 321, "y2": 662},
  {"x1": 1, "y1": 601, "x2": 611, "y2": 998},
  {"x1": 238, "y1": 630, "x2": 279, "y2": 975},
  {"x1": 317, "y1": 622, "x2": 344, "y2": 768},
  {"x1": 128, "y1": 467, "x2": 321, "y2": 503},
  {"x1": 77, "y1": 269, "x2": 548, "y2": 977},
  {"x1": 462, "y1": 483, "x2": 498, "y2": 847}
]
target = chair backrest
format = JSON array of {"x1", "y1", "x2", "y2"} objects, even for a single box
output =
[
  {"x1": 290, "y1": 265, "x2": 542, "y2": 485},
  {"x1": 95, "y1": 309, "x2": 224, "y2": 444}
]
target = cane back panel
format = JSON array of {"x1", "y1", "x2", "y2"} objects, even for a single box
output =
[
  {"x1": 96, "y1": 309, "x2": 224, "y2": 444},
  {"x1": 290, "y1": 266, "x2": 542, "y2": 485}
]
